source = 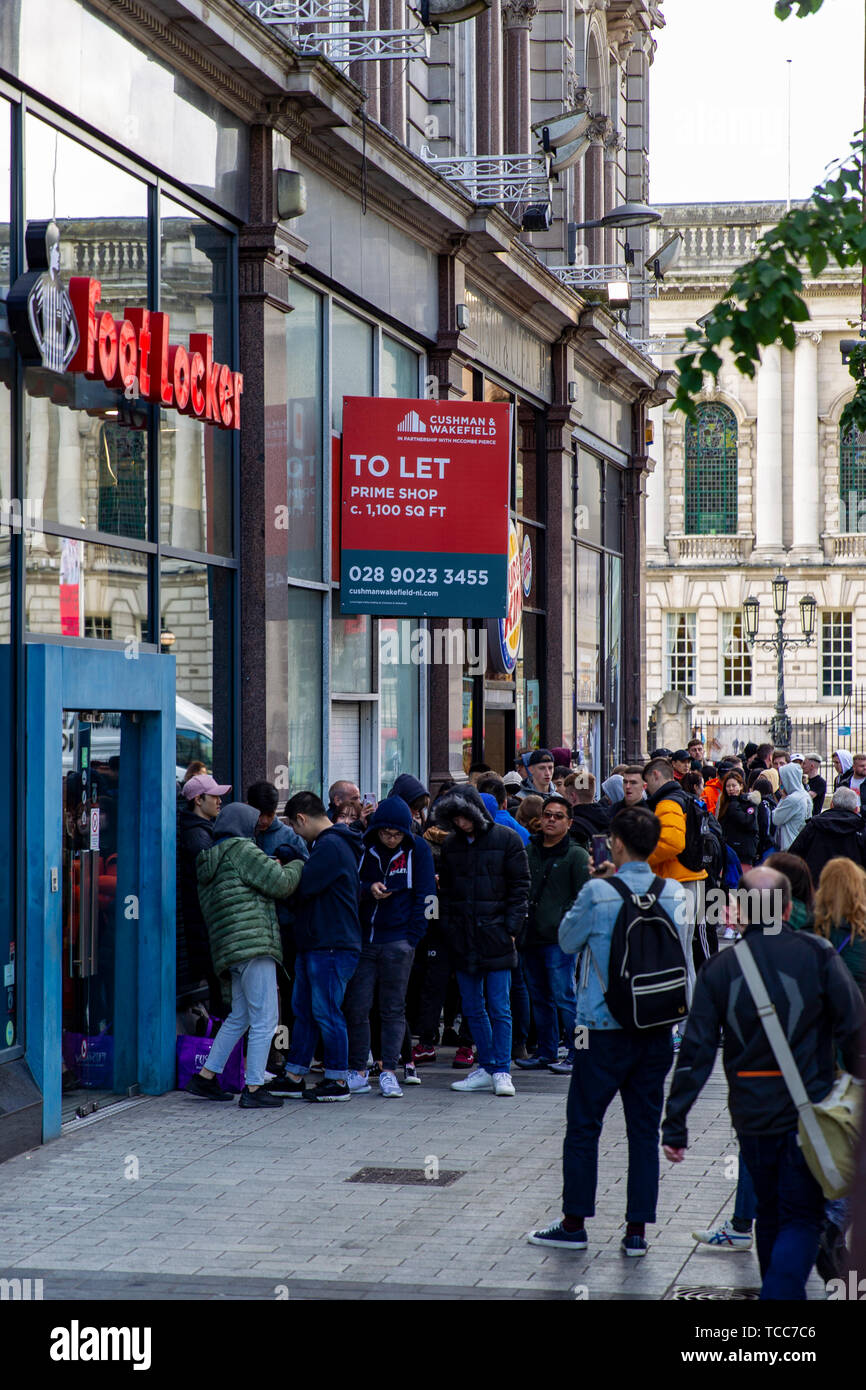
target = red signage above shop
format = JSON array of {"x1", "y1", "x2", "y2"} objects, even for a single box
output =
[
  {"x1": 7, "y1": 221, "x2": 242, "y2": 431},
  {"x1": 340, "y1": 396, "x2": 512, "y2": 616},
  {"x1": 67, "y1": 278, "x2": 243, "y2": 431}
]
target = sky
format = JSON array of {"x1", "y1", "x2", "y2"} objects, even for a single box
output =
[{"x1": 650, "y1": 0, "x2": 865, "y2": 204}]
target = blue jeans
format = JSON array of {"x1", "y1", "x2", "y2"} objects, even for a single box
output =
[
  {"x1": 563, "y1": 1029, "x2": 673, "y2": 1223},
  {"x1": 522, "y1": 943, "x2": 577, "y2": 1061},
  {"x1": 738, "y1": 1129, "x2": 826, "y2": 1300},
  {"x1": 205, "y1": 956, "x2": 278, "y2": 1088},
  {"x1": 286, "y1": 949, "x2": 360, "y2": 1081},
  {"x1": 456, "y1": 968, "x2": 512, "y2": 1074}
]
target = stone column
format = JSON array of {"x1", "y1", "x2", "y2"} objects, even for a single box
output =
[
  {"x1": 379, "y1": 0, "x2": 405, "y2": 142},
  {"x1": 603, "y1": 130, "x2": 624, "y2": 265},
  {"x1": 475, "y1": 0, "x2": 502, "y2": 156},
  {"x1": 754, "y1": 343, "x2": 783, "y2": 552},
  {"x1": 645, "y1": 403, "x2": 666, "y2": 555},
  {"x1": 502, "y1": 0, "x2": 537, "y2": 156},
  {"x1": 791, "y1": 331, "x2": 822, "y2": 553},
  {"x1": 584, "y1": 117, "x2": 610, "y2": 267}
]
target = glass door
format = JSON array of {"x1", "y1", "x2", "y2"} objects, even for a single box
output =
[{"x1": 61, "y1": 711, "x2": 127, "y2": 1120}]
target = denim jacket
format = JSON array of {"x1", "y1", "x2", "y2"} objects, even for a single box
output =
[{"x1": 558, "y1": 861, "x2": 690, "y2": 1030}]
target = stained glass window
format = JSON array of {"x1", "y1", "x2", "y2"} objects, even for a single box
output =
[{"x1": 685, "y1": 404, "x2": 738, "y2": 535}]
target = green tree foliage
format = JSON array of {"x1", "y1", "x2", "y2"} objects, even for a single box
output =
[{"x1": 674, "y1": 0, "x2": 866, "y2": 432}]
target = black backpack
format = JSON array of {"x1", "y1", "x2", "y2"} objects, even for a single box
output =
[
  {"x1": 602, "y1": 876, "x2": 689, "y2": 1032},
  {"x1": 699, "y1": 807, "x2": 727, "y2": 887},
  {"x1": 674, "y1": 789, "x2": 705, "y2": 872}
]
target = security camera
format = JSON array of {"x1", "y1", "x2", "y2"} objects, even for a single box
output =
[
  {"x1": 644, "y1": 231, "x2": 683, "y2": 280},
  {"x1": 549, "y1": 133, "x2": 591, "y2": 176},
  {"x1": 532, "y1": 109, "x2": 591, "y2": 153}
]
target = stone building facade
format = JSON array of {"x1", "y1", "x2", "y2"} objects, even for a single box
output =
[{"x1": 645, "y1": 201, "x2": 864, "y2": 760}]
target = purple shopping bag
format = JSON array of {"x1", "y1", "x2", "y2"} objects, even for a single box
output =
[{"x1": 176, "y1": 1018, "x2": 245, "y2": 1093}]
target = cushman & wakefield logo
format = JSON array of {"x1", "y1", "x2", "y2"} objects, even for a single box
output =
[
  {"x1": 49, "y1": 1320, "x2": 152, "y2": 1371},
  {"x1": 396, "y1": 408, "x2": 498, "y2": 441},
  {"x1": 8, "y1": 220, "x2": 243, "y2": 431}
]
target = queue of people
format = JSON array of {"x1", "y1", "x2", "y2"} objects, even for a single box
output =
[{"x1": 175, "y1": 738, "x2": 865, "y2": 1299}]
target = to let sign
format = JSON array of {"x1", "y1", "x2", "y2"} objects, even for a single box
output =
[{"x1": 340, "y1": 397, "x2": 511, "y2": 616}]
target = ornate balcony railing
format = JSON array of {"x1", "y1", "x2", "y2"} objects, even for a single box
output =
[
  {"x1": 548, "y1": 263, "x2": 629, "y2": 289},
  {"x1": 666, "y1": 534, "x2": 754, "y2": 564},
  {"x1": 832, "y1": 533, "x2": 866, "y2": 559},
  {"x1": 419, "y1": 149, "x2": 552, "y2": 205},
  {"x1": 242, "y1": 0, "x2": 369, "y2": 23}
]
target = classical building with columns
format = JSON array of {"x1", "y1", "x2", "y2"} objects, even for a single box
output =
[{"x1": 644, "y1": 201, "x2": 863, "y2": 759}]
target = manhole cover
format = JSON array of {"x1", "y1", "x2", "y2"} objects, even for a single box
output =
[
  {"x1": 670, "y1": 1285, "x2": 760, "y2": 1301},
  {"x1": 346, "y1": 1166, "x2": 464, "y2": 1187}
]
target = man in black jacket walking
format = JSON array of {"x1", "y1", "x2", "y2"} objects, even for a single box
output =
[
  {"x1": 433, "y1": 786, "x2": 530, "y2": 1097},
  {"x1": 662, "y1": 866, "x2": 865, "y2": 1300}
]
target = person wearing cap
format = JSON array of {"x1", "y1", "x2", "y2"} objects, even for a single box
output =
[
  {"x1": 178, "y1": 773, "x2": 231, "y2": 1009},
  {"x1": 517, "y1": 749, "x2": 557, "y2": 800},
  {"x1": 186, "y1": 803, "x2": 303, "y2": 1108},
  {"x1": 502, "y1": 769, "x2": 523, "y2": 812},
  {"x1": 670, "y1": 751, "x2": 691, "y2": 782}
]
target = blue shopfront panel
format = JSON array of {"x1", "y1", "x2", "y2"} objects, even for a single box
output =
[{"x1": 26, "y1": 646, "x2": 176, "y2": 1140}]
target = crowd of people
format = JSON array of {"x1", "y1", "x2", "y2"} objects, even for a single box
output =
[{"x1": 175, "y1": 737, "x2": 866, "y2": 1300}]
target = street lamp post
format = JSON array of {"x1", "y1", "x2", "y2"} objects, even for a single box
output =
[{"x1": 742, "y1": 576, "x2": 816, "y2": 751}]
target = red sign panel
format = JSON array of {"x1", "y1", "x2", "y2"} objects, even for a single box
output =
[{"x1": 340, "y1": 397, "x2": 511, "y2": 616}]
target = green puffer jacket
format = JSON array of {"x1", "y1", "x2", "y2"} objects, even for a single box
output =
[
  {"x1": 196, "y1": 837, "x2": 303, "y2": 981},
  {"x1": 523, "y1": 835, "x2": 590, "y2": 949}
]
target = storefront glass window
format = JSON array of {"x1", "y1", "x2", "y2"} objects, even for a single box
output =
[
  {"x1": 381, "y1": 336, "x2": 418, "y2": 398},
  {"x1": 605, "y1": 465, "x2": 623, "y2": 551},
  {"x1": 576, "y1": 547, "x2": 600, "y2": 705},
  {"x1": 25, "y1": 538, "x2": 148, "y2": 640},
  {"x1": 281, "y1": 283, "x2": 323, "y2": 583},
  {"x1": 330, "y1": 304, "x2": 373, "y2": 433},
  {"x1": 161, "y1": 559, "x2": 233, "y2": 780},
  {"x1": 380, "y1": 619, "x2": 421, "y2": 797},
  {"x1": 576, "y1": 452, "x2": 602, "y2": 546},
  {"x1": 284, "y1": 585, "x2": 323, "y2": 793},
  {"x1": 159, "y1": 197, "x2": 233, "y2": 557},
  {"x1": 331, "y1": 590, "x2": 373, "y2": 693},
  {"x1": 606, "y1": 554, "x2": 622, "y2": 766},
  {"x1": 23, "y1": 116, "x2": 151, "y2": 539}
]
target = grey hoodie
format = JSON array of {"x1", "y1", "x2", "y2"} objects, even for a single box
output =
[
  {"x1": 212, "y1": 803, "x2": 260, "y2": 841},
  {"x1": 774, "y1": 761, "x2": 812, "y2": 850},
  {"x1": 601, "y1": 775, "x2": 624, "y2": 806}
]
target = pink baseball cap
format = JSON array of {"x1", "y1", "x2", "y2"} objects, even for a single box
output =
[{"x1": 183, "y1": 774, "x2": 231, "y2": 799}]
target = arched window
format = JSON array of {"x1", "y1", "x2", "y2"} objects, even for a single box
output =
[
  {"x1": 684, "y1": 403, "x2": 738, "y2": 535},
  {"x1": 839, "y1": 423, "x2": 866, "y2": 531}
]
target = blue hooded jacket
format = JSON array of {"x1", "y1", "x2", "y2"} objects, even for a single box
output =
[
  {"x1": 292, "y1": 823, "x2": 364, "y2": 953},
  {"x1": 479, "y1": 791, "x2": 529, "y2": 846},
  {"x1": 359, "y1": 798, "x2": 436, "y2": 946}
]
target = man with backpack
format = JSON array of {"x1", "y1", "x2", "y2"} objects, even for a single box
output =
[
  {"x1": 528, "y1": 807, "x2": 689, "y2": 1258},
  {"x1": 643, "y1": 757, "x2": 715, "y2": 972},
  {"x1": 662, "y1": 866, "x2": 865, "y2": 1300}
]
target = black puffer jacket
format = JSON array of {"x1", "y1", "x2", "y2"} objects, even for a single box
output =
[
  {"x1": 569, "y1": 801, "x2": 611, "y2": 849},
  {"x1": 718, "y1": 793, "x2": 760, "y2": 864},
  {"x1": 789, "y1": 809, "x2": 866, "y2": 885},
  {"x1": 662, "y1": 926, "x2": 865, "y2": 1147},
  {"x1": 433, "y1": 786, "x2": 530, "y2": 973}
]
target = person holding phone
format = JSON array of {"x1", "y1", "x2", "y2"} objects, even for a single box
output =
[{"x1": 516, "y1": 795, "x2": 589, "y2": 1074}]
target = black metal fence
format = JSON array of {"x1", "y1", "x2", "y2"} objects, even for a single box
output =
[{"x1": 688, "y1": 687, "x2": 866, "y2": 774}]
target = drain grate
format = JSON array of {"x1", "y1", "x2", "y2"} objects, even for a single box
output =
[
  {"x1": 670, "y1": 1285, "x2": 760, "y2": 1301},
  {"x1": 346, "y1": 1166, "x2": 464, "y2": 1187}
]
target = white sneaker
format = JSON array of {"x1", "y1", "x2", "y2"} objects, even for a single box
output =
[
  {"x1": 402, "y1": 1063, "x2": 421, "y2": 1086},
  {"x1": 379, "y1": 1070, "x2": 403, "y2": 1098},
  {"x1": 692, "y1": 1218, "x2": 753, "y2": 1251},
  {"x1": 451, "y1": 1066, "x2": 494, "y2": 1092},
  {"x1": 347, "y1": 1070, "x2": 371, "y2": 1094},
  {"x1": 493, "y1": 1072, "x2": 516, "y2": 1097}
]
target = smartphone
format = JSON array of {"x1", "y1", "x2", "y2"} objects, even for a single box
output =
[
  {"x1": 591, "y1": 834, "x2": 609, "y2": 870},
  {"x1": 361, "y1": 792, "x2": 376, "y2": 808}
]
